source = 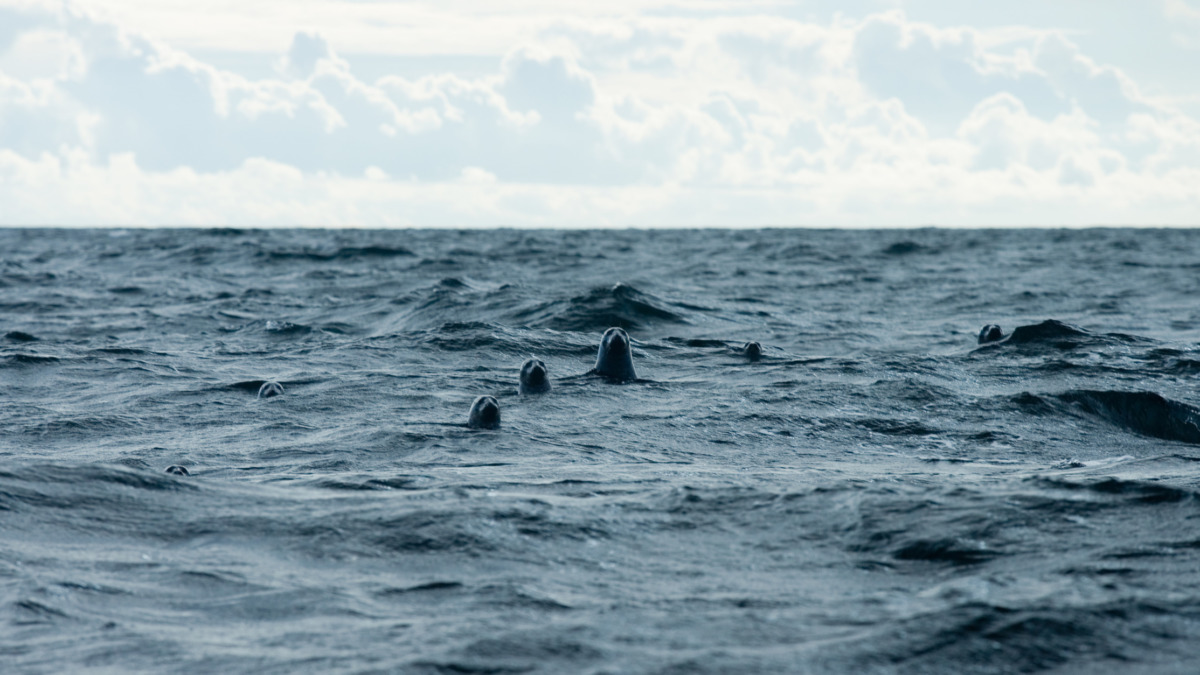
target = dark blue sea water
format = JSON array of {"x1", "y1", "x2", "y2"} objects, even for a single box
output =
[{"x1": 4, "y1": 227, "x2": 1200, "y2": 674}]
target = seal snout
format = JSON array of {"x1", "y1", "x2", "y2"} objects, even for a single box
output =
[
  {"x1": 468, "y1": 395, "x2": 501, "y2": 429},
  {"x1": 519, "y1": 358, "x2": 552, "y2": 395},
  {"x1": 526, "y1": 361, "x2": 546, "y2": 385}
]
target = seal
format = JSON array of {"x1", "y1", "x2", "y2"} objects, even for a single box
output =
[
  {"x1": 467, "y1": 395, "x2": 501, "y2": 429},
  {"x1": 592, "y1": 327, "x2": 636, "y2": 381},
  {"x1": 519, "y1": 358, "x2": 551, "y2": 395},
  {"x1": 743, "y1": 341, "x2": 763, "y2": 361},
  {"x1": 258, "y1": 381, "x2": 284, "y2": 399},
  {"x1": 164, "y1": 465, "x2": 190, "y2": 476},
  {"x1": 978, "y1": 325, "x2": 1003, "y2": 344}
]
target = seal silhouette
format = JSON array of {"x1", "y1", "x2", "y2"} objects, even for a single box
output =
[
  {"x1": 164, "y1": 465, "x2": 190, "y2": 476},
  {"x1": 743, "y1": 341, "x2": 763, "y2": 361},
  {"x1": 258, "y1": 381, "x2": 284, "y2": 398},
  {"x1": 519, "y1": 358, "x2": 551, "y2": 395},
  {"x1": 591, "y1": 327, "x2": 637, "y2": 382},
  {"x1": 978, "y1": 325, "x2": 1004, "y2": 344},
  {"x1": 467, "y1": 395, "x2": 501, "y2": 429}
]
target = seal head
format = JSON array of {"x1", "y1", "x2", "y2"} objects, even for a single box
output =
[
  {"x1": 594, "y1": 327, "x2": 636, "y2": 382},
  {"x1": 519, "y1": 358, "x2": 551, "y2": 395},
  {"x1": 978, "y1": 324, "x2": 1004, "y2": 344},
  {"x1": 258, "y1": 381, "x2": 284, "y2": 398},
  {"x1": 467, "y1": 395, "x2": 501, "y2": 429},
  {"x1": 743, "y1": 341, "x2": 763, "y2": 361},
  {"x1": 164, "y1": 465, "x2": 190, "y2": 476}
]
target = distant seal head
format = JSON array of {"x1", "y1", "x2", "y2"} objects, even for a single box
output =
[
  {"x1": 258, "y1": 381, "x2": 284, "y2": 398},
  {"x1": 743, "y1": 341, "x2": 763, "y2": 361},
  {"x1": 593, "y1": 327, "x2": 636, "y2": 381},
  {"x1": 467, "y1": 395, "x2": 501, "y2": 429},
  {"x1": 519, "y1": 358, "x2": 551, "y2": 395},
  {"x1": 164, "y1": 465, "x2": 190, "y2": 476},
  {"x1": 978, "y1": 325, "x2": 1004, "y2": 344}
]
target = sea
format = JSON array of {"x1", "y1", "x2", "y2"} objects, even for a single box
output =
[{"x1": 3, "y1": 227, "x2": 1200, "y2": 674}]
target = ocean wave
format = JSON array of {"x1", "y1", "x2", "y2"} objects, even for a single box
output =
[
  {"x1": 837, "y1": 600, "x2": 1130, "y2": 673},
  {"x1": 1057, "y1": 390, "x2": 1200, "y2": 445},
  {"x1": 261, "y1": 245, "x2": 416, "y2": 262},
  {"x1": 1165, "y1": 358, "x2": 1200, "y2": 374},
  {"x1": 856, "y1": 417, "x2": 942, "y2": 436},
  {"x1": 7, "y1": 228, "x2": 1200, "y2": 673},
  {"x1": 891, "y1": 537, "x2": 999, "y2": 564},
  {"x1": 1, "y1": 353, "x2": 62, "y2": 366},
  {"x1": 516, "y1": 282, "x2": 689, "y2": 332},
  {"x1": 91, "y1": 347, "x2": 165, "y2": 356},
  {"x1": 982, "y1": 319, "x2": 1147, "y2": 352},
  {"x1": 881, "y1": 240, "x2": 930, "y2": 256},
  {"x1": 1011, "y1": 390, "x2": 1200, "y2": 444},
  {"x1": 307, "y1": 475, "x2": 430, "y2": 491},
  {"x1": 1005, "y1": 319, "x2": 1094, "y2": 345},
  {"x1": 262, "y1": 320, "x2": 314, "y2": 336},
  {"x1": 0, "y1": 463, "x2": 197, "y2": 515},
  {"x1": 406, "y1": 321, "x2": 555, "y2": 354},
  {"x1": 1031, "y1": 476, "x2": 1195, "y2": 505}
]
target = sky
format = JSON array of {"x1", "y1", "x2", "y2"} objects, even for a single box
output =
[{"x1": 0, "y1": 0, "x2": 1198, "y2": 227}]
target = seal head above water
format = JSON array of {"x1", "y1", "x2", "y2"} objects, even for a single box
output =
[
  {"x1": 592, "y1": 327, "x2": 637, "y2": 382},
  {"x1": 743, "y1": 341, "x2": 763, "y2": 361},
  {"x1": 164, "y1": 465, "x2": 190, "y2": 476},
  {"x1": 467, "y1": 395, "x2": 501, "y2": 429},
  {"x1": 519, "y1": 358, "x2": 551, "y2": 395},
  {"x1": 978, "y1": 324, "x2": 1003, "y2": 344},
  {"x1": 258, "y1": 381, "x2": 284, "y2": 398}
]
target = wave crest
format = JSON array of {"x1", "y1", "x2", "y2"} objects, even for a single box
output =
[{"x1": 519, "y1": 283, "x2": 688, "y2": 332}]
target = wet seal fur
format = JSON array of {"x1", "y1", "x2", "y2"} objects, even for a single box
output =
[
  {"x1": 258, "y1": 381, "x2": 284, "y2": 399},
  {"x1": 519, "y1": 358, "x2": 551, "y2": 395},
  {"x1": 164, "y1": 465, "x2": 190, "y2": 476},
  {"x1": 590, "y1": 327, "x2": 637, "y2": 382},
  {"x1": 978, "y1": 325, "x2": 1004, "y2": 344},
  {"x1": 467, "y1": 395, "x2": 501, "y2": 429},
  {"x1": 743, "y1": 341, "x2": 763, "y2": 361}
]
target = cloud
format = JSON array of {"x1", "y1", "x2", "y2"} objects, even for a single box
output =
[
  {"x1": 4, "y1": 146, "x2": 1197, "y2": 227},
  {"x1": 0, "y1": 29, "x2": 87, "y2": 81},
  {"x1": 278, "y1": 30, "x2": 335, "y2": 79},
  {"x1": 0, "y1": 1, "x2": 1197, "y2": 226},
  {"x1": 1165, "y1": 0, "x2": 1200, "y2": 48}
]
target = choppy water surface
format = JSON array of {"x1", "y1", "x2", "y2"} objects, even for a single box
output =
[{"x1": 4, "y1": 228, "x2": 1200, "y2": 674}]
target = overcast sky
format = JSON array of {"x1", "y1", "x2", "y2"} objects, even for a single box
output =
[{"x1": 1, "y1": 0, "x2": 1198, "y2": 226}]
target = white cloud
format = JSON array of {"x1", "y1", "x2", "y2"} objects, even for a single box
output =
[
  {"x1": 0, "y1": 29, "x2": 87, "y2": 81},
  {"x1": 2, "y1": 145, "x2": 1196, "y2": 227},
  {"x1": 0, "y1": 1, "x2": 1197, "y2": 226},
  {"x1": 460, "y1": 166, "x2": 497, "y2": 184},
  {"x1": 1166, "y1": 0, "x2": 1200, "y2": 49}
]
